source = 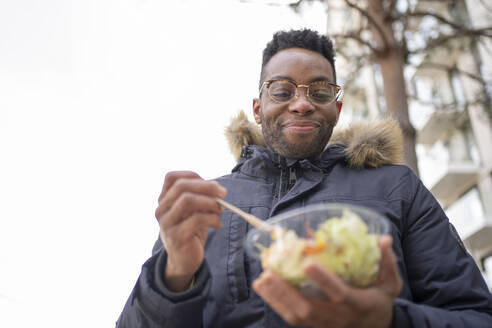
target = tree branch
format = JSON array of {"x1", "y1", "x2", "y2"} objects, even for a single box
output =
[
  {"x1": 408, "y1": 93, "x2": 488, "y2": 112},
  {"x1": 407, "y1": 30, "x2": 491, "y2": 54},
  {"x1": 332, "y1": 32, "x2": 384, "y2": 55},
  {"x1": 411, "y1": 62, "x2": 491, "y2": 84},
  {"x1": 287, "y1": 0, "x2": 306, "y2": 13},
  {"x1": 384, "y1": 0, "x2": 397, "y2": 22},
  {"x1": 343, "y1": 0, "x2": 390, "y2": 52},
  {"x1": 408, "y1": 10, "x2": 492, "y2": 35},
  {"x1": 340, "y1": 55, "x2": 369, "y2": 87},
  {"x1": 407, "y1": 34, "x2": 455, "y2": 54}
]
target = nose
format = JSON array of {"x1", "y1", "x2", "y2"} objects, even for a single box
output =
[{"x1": 288, "y1": 88, "x2": 315, "y2": 115}]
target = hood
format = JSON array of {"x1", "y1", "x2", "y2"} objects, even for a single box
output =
[{"x1": 224, "y1": 110, "x2": 403, "y2": 168}]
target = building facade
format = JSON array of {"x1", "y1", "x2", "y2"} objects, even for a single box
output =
[{"x1": 411, "y1": 0, "x2": 492, "y2": 288}]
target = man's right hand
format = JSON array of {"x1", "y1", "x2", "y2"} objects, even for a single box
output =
[{"x1": 155, "y1": 171, "x2": 226, "y2": 292}]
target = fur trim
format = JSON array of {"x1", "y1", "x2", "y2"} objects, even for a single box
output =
[
  {"x1": 224, "y1": 110, "x2": 266, "y2": 160},
  {"x1": 225, "y1": 110, "x2": 403, "y2": 168},
  {"x1": 330, "y1": 120, "x2": 404, "y2": 168}
]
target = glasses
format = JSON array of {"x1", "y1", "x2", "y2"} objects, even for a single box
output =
[{"x1": 260, "y1": 79, "x2": 342, "y2": 106}]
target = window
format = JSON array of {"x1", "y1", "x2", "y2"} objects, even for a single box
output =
[
  {"x1": 482, "y1": 255, "x2": 492, "y2": 291},
  {"x1": 446, "y1": 187, "x2": 485, "y2": 238},
  {"x1": 449, "y1": 68, "x2": 466, "y2": 107}
]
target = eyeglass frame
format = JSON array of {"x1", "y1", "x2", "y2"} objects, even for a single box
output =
[{"x1": 259, "y1": 79, "x2": 342, "y2": 106}]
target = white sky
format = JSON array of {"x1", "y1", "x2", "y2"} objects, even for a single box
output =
[{"x1": 0, "y1": 0, "x2": 327, "y2": 326}]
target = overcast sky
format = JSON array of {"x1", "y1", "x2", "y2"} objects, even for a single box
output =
[{"x1": 0, "y1": 0, "x2": 327, "y2": 326}]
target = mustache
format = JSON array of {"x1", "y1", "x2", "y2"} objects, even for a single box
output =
[{"x1": 280, "y1": 119, "x2": 323, "y2": 128}]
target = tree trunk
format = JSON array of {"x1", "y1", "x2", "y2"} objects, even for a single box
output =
[
  {"x1": 366, "y1": 0, "x2": 420, "y2": 176},
  {"x1": 378, "y1": 48, "x2": 419, "y2": 175}
]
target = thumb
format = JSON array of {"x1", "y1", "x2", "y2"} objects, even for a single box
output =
[{"x1": 376, "y1": 235, "x2": 402, "y2": 298}]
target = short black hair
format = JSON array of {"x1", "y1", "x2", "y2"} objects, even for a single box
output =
[{"x1": 259, "y1": 29, "x2": 336, "y2": 89}]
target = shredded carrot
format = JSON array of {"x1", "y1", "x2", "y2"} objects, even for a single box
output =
[
  {"x1": 302, "y1": 244, "x2": 325, "y2": 255},
  {"x1": 302, "y1": 239, "x2": 326, "y2": 255}
]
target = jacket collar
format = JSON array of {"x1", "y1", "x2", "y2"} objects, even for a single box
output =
[
  {"x1": 232, "y1": 142, "x2": 346, "y2": 177},
  {"x1": 226, "y1": 110, "x2": 404, "y2": 169}
]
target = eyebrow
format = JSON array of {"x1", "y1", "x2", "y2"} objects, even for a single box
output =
[{"x1": 269, "y1": 75, "x2": 334, "y2": 84}]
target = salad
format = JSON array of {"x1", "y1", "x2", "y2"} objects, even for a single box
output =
[{"x1": 259, "y1": 210, "x2": 381, "y2": 288}]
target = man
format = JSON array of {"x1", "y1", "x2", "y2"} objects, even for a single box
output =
[{"x1": 117, "y1": 29, "x2": 492, "y2": 327}]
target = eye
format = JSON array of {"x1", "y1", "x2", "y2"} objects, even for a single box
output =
[
  {"x1": 309, "y1": 83, "x2": 336, "y2": 103},
  {"x1": 269, "y1": 82, "x2": 295, "y2": 102},
  {"x1": 311, "y1": 91, "x2": 332, "y2": 101},
  {"x1": 272, "y1": 89, "x2": 294, "y2": 99}
]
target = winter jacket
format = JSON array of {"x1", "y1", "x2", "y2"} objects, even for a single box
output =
[{"x1": 117, "y1": 113, "x2": 492, "y2": 327}]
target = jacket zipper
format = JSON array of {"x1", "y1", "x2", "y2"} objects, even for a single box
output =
[
  {"x1": 274, "y1": 167, "x2": 283, "y2": 204},
  {"x1": 274, "y1": 166, "x2": 297, "y2": 204},
  {"x1": 288, "y1": 167, "x2": 297, "y2": 190}
]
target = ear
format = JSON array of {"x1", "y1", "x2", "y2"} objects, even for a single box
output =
[
  {"x1": 253, "y1": 98, "x2": 262, "y2": 124},
  {"x1": 335, "y1": 101, "x2": 342, "y2": 124},
  {"x1": 336, "y1": 101, "x2": 343, "y2": 115}
]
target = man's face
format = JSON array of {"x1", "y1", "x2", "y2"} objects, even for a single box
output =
[{"x1": 253, "y1": 48, "x2": 342, "y2": 159}]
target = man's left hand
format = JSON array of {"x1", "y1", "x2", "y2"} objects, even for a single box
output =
[{"x1": 252, "y1": 235, "x2": 402, "y2": 328}]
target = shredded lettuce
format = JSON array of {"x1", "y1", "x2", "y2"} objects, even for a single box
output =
[{"x1": 260, "y1": 210, "x2": 380, "y2": 288}]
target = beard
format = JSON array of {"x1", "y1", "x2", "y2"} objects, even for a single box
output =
[{"x1": 260, "y1": 111, "x2": 336, "y2": 159}]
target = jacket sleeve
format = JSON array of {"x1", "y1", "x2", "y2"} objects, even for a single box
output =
[
  {"x1": 392, "y1": 174, "x2": 492, "y2": 327},
  {"x1": 116, "y1": 239, "x2": 211, "y2": 328}
]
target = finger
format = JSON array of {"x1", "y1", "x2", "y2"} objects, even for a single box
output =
[
  {"x1": 253, "y1": 271, "x2": 312, "y2": 326},
  {"x1": 159, "y1": 192, "x2": 224, "y2": 229},
  {"x1": 159, "y1": 171, "x2": 202, "y2": 203},
  {"x1": 156, "y1": 179, "x2": 226, "y2": 222},
  {"x1": 177, "y1": 212, "x2": 223, "y2": 240},
  {"x1": 158, "y1": 178, "x2": 226, "y2": 215},
  {"x1": 303, "y1": 262, "x2": 351, "y2": 303},
  {"x1": 377, "y1": 235, "x2": 402, "y2": 297},
  {"x1": 162, "y1": 212, "x2": 222, "y2": 250},
  {"x1": 161, "y1": 212, "x2": 222, "y2": 249}
]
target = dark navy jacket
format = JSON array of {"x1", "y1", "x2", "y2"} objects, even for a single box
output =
[{"x1": 117, "y1": 144, "x2": 492, "y2": 327}]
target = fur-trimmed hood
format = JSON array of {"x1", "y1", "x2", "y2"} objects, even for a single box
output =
[{"x1": 225, "y1": 110, "x2": 403, "y2": 168}]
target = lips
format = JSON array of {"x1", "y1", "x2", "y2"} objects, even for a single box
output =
[{"x1": 282, "y1": 120, "x2": 321, "y2": 132}]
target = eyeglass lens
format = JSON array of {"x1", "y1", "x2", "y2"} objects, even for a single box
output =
[{"x1": 268, "y1": 80, "x2": 338, "y2": 105}]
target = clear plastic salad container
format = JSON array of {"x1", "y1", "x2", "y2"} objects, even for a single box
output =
[{"x1": 244, "y1": 203, "x2": 390, "y2": 296}]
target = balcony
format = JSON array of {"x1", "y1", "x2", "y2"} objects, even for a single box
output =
[
  {"x1": 415, "y1": 0, "x2": 449, "y2": 13},
  {"x1": 430, "y1": 162, "x2": 479, "y2": 208},
  {"x1": 418, "y1": 110, "x2": 466, "y2": 145},
  {"x1": 464, "y1": 219, "x2": 492, "y2": 268},
  {"x1": 464, "y1": 222, "x2": 492, "y2": 250}
]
